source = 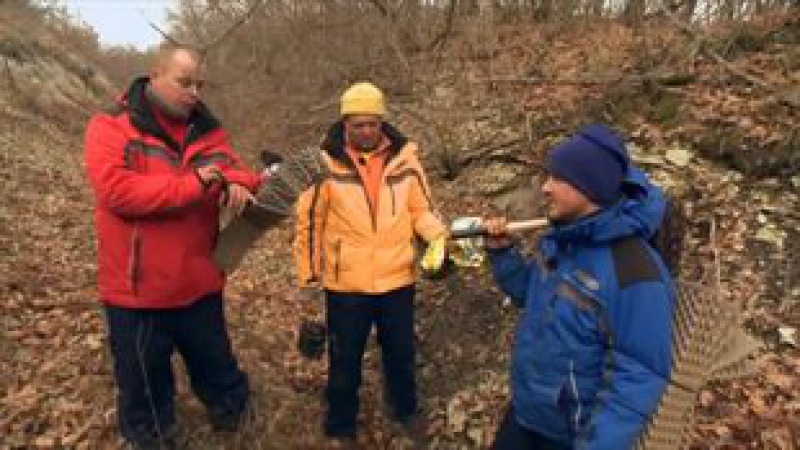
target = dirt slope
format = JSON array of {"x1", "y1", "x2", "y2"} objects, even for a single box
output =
[{"x1": 1, "y1": 6, "x2": 798, "y2": 450}]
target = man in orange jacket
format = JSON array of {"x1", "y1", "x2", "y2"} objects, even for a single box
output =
[
  {"x1": 85, "y1": 44, "x2": 261, "y2": 449},
  {"x1": 294, "y1": 82, "x2": 446, "y2": 447}
]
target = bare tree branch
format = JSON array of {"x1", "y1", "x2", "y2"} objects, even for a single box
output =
[
  {"x1": 144, "y1": 14, "x2": 184, "y2": 47},
  {"x1": 182, "y1": 0, "x2": 210, "y2": 48},
  {"x1": 366, "y1": 0, "x2": 391, "y2": 19},
  {"x1": 428, "y1": 0, "x2": 458, "y2": 51},
  {"x1": 3, "y1": 58, "x2": 18, "y2": 95},
  {"x1": 654, "y1": 0, "x2": 773, "y2": 91},
  {"x1": 482, "y1": 72, "x2": 698, "y2": 87},
  {"x1": 200, "y1": 0, "x2": 263, "y2": 56},
  {"x1": 482, "y1": 76, "x2": 611, "y2": 86}
]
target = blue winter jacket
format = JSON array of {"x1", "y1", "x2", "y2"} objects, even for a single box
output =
[{"x1": 489, "y1": 167, "x2": 675, "y2": 450}]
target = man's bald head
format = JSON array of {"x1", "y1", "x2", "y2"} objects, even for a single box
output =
[
  {"x1": 148, "y1": 43, "x2": 205, "y2": 119},
  {"x1": 151, "y1": 44, "x2": 203, "y2": 72}
]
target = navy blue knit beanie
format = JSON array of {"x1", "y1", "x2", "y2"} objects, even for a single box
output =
[{"x1": 545, "y1": 124, "x2": 630, "y2": 206}]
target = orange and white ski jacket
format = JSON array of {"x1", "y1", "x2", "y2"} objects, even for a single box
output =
[{"x1": 293, "y1": 121, "x2": 446, "y2": 294}]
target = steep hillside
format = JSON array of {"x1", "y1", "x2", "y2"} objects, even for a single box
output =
[
  {"x1": 0, "y1": 2, "x2": 112, "y2": 123},
  {"x1": 403, "y1": 14, "x2": 799, "y2": 448},
  {"x1": 0, "y1": 2, "x2": 797, "y2": 449},
  {"x1": 0, "y1": 2, "x2": 113, "y2": 448}
]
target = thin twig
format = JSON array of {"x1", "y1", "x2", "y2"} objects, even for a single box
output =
[
  {"x1": 142, "y1": 1, "x2": 262, "y2": 57},
  {"x1": 364, "y1": 0, "x2": 414, "y2": 76},
  {"x1": 143, "y1": 13, "x2": 182, "y2": 47},
  {"x1": 482, "y1": 72, "x2": 698, "y2": 87},
  {"x1": 3, "y1": 58, "x2": 18, "y2": 95},
  {"x1": 655, "y1": 0, "x2": 772, "y2": 91},
  {"x1": 428, "y1": 0, "x2": 458, "y2": 51},
  {"x1": 308, "y1": 96, "x2": 338, "y2": 114},
  {"x1": 366, "y1": 0, "x2": 391, "y2": 19},
  {"x1": 200, "y1": 0, "x2": 263, "y2": 56},
  {"x1": 483, "y1": 76, "x2": 611, "y2": 86}
]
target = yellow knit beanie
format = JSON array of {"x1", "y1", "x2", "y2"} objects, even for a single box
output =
[{"x1": 340, "y1": 82, "x2": 386, "y2": 116}]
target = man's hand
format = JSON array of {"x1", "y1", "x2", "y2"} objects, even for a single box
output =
[
  {"x1": 484, "y1": 217, "x2": 514, "y2": 249},
  {"x1": 221, "y1": 183, "x2": 255, "y2": 217},
  {"x1": 196, "y1": 165, "x2": 224, "y2": 188}
]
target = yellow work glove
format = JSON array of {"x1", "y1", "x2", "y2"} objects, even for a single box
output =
[{"x1": 420, "y1": 235, "x2": 451, "y2": 280}]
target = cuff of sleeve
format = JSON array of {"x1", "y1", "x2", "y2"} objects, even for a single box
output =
[
  {"x1": 184, "y1": 172, "x2": 206, "y2": 200},
  {"x1": 221, "y1": 170, "x2": 260, "y2": 192},
  {"x1": 486, "y1": 244, "x2": 516, "y2": 257},
  {"x1": 194, "y1": 169, "x2": 211, "y2": 191},
  {"x1": 416, "y1": 214, "x2": 448, "y2": 243}
]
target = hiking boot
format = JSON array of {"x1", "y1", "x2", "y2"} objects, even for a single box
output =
[
  {"x1": 123, "y1": 431, "x2": 179, "y2": 450},
  {"x1": 210, "y1": 409, "x2": 244, "y2": 432},
  {"x1": 209, "y1": 400, "x2": 251, "y2": 432},
  {"x1": 396, "y1": 414, "x2": 428, "y2": 448}
]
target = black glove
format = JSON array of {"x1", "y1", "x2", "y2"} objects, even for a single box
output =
[{"x1": 297, "y1": 319, "x2": 327, "y2": 360}]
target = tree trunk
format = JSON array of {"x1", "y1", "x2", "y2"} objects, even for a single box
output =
[
  {"x1": 532, "y1": 0, "x2": 555, "y2": 20},
  {"x1": 591, "y1": 0, "x2": 605, "y2": 17},
  {"x1": 624, "y1": 0, "x2": 646, "y2": 23},
  {"x1": 681, "y1": 0, "x2": 698, "y2": 20}
]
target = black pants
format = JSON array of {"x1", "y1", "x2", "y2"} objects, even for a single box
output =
[
  {"x1": 324, "y1": 285, "x2": 417, "y2": 437},
  {"x1": 492, "y1": 407, "x2": 572, "y2": 450},
  {"x1": 104, "y1": 293, "x2": 249, "y2": 445}
]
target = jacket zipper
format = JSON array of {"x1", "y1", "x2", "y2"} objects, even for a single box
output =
[
  {"x1": 389, "y1": 181, "x2": 396, "y2": 216},
  {"x1": 183, "y1": 124, "x2": 194, "y2": 156},
  {"x1": 180, "y1": 124, "x2": 194, "y2": 168},
  {"x1": 129, "y1": 227, "x2": 142, "y2": 296},
  {"x1": 348, "y1": 161, "x2": 377, "y2": 232},
  {"x1": 334, "y1": 239, "x2": 342, "y2": 282},
  {"x1": 361, "y1": 183, "x2": 377, "y2": 231},
  {"x1": 569, "y1": 360, "x2": 582, "y2": 432},
  {"x1": 339, "y1": 151, "x2": 379, "y2": 232}
]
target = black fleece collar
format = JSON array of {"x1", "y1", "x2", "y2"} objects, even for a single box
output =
[
  {"x1": 321, "y1": 120, "x2": 408, "y2": 167},
  {"x1": 123, "y1": 77, "x2": 220, "y2": 153}
]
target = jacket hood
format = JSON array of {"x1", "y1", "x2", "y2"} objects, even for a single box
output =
[
  {"x1": 539, "y1": 166, "x2": 666, "y2": 260},
  {"x1": 119, "y1": 77, "x2": 220, "y2": 152},
  {"x1": 619, "y1": 165, "x2": 667, "y2": 240},
  {"x1": 321, "y1": 120, "x2": 408, "y2": 166}
]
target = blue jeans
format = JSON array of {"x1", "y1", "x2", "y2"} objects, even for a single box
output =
[
  {"x1": 324, "y1": 285, "x2": 417, "y2": 437},
  {"x1": 104, "y1": 293, "x2": 248, "y2": 445}
]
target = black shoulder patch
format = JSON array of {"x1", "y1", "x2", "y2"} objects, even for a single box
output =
[{"x1": 612, "y1": 237, "x2": 662, "y2": 289}]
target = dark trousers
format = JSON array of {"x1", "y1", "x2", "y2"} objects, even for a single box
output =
[
  {"x1": 492, "y1": 407, "x2": 572, "y2": 450},
  {"x1": 324, "y1": 285, "x2": 417, "y2": 437},
  {"x1": 104, "y1": 293, "x2": 249, "y2": 445}
]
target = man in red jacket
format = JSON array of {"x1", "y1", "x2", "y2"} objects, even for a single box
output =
[{"x1": 85, "y1": 44, "x2": 261, "y2": 449}]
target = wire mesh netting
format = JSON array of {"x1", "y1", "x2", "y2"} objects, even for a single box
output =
[
  {"x1": 636, "y1": 281, "x2": 759, "y2": 450},
  {"x1": 213, "y1": 147, "x2": 329, "y2": 273}
]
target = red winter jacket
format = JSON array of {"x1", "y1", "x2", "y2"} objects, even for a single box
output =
[{"x1": 85, "y1": 78, "x2": 261, "y2": 309}]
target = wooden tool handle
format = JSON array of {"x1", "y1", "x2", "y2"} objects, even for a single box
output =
[{"x1": 449, "y1": 218, "x2": 548, "y2": 239}]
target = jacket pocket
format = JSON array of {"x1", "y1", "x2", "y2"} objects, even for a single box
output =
[
  {"x1": 553, "y1": 278, "x2": 603, "y2": 342},
  {"x1": 567, "y1": 360, "x2": 583, "y2": 433},
  {"x1": 556, "y1": 281, "x2": 601, "y2": 314},
  {"x1": 557, "y1": 360, "x2": 585, "y2": 436},
  {"x1": 128, "y1": 227, "x2": 142, "y2": 296}
]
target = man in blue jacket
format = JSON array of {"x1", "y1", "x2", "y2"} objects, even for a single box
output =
[{"x1": 484, "y1": 124, "x2": 675, "y2": 450}]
